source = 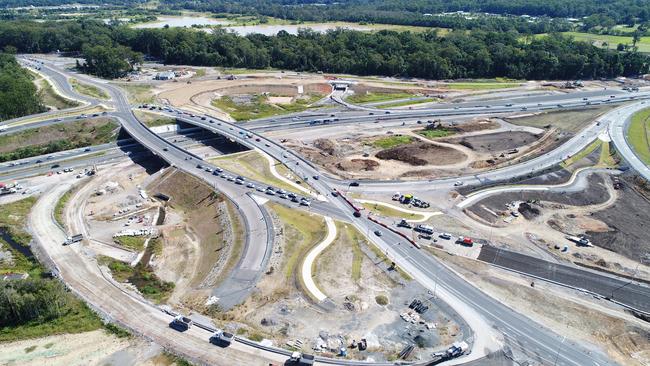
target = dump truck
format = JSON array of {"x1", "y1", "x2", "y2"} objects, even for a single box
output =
[
  {"x1": 169, "y1": 315, "x2": 192, "y2": 332},
  {"x1": 209, "y1": 329, "x2": 234, "y2": 347},
  {"x1": 63, "y1": 234, "x2": 83, "y2": 246}
]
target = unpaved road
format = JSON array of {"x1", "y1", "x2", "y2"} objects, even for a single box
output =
[{"x1": 28, "y1": 182, "x2": 288, "y2": 366}]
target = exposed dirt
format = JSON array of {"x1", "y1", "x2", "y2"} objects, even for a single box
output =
[
  {"x1": 443, "y1": 131, "x2": 540, "y2": 154},
  {"x1": 586, "y1": 175, "x2": 650, "y2": 263},
  {"x1": 432, "y1": 251, "x2": 650, "y2": 366},
  {"x1": 337, "y1": 159, "x2": 380, "y2": 172},
  {"x1": 146, "y1": 168, "x2": 241, "y2": 304},
  {"x1": 375, "y1": 142, "x2": 466, "y2": 166}
]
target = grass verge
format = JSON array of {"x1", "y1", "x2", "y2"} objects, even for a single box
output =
[
  {"x1": 560, "y1": 140, "x2": 601, "y2": 168},
  {"x1": 0, "y1": 197, "x2": 40, "y2": 276},
  {"x1": 361, "y1": 202, "x2": 425, "y2": 221},
  {"x1": 418, "y1": 128, "x2": 454, "y2": 139},
  {"x1": 628, "y1": 108, "x2": 650, "y2": 165},
  {"x1": 113, "y1": 83, "x2": 155, "y2": 104},
  {"x1": 0, "y1": 118, "x2": 118, "y2": 163},
  {"x1": 70, "y1": 78, "x2": 109, "y2": 100},
  {"x1": 113, "y1": 236, "x2": 147, "y2": 251},
  {"x1": 376, "y1": 98, "x2": 436, "y2": 109},
  {"x1": 346, "y1": 91, "x2": 413, "y2": 104},
  {"x1": 209, "y1": 151, "x2": 303, "y2": 194},
  {"x1": 134, "y1": 110, "x2": 176, "y2": 128},
  {"x1": 100, "y1": 253, "x2": 175, "y2": 304},
  {"x1": 35, "y1": 76, "x2": 80, "y2": 110}
]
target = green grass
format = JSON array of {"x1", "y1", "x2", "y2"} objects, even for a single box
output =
[
  {"x1": 559, "y1": 32, "x2": 650, "y2": 53},
  {"x1": 209, "y1": 150, "x2": 303, "y2": 194},
  {"x1": 102, "y1": 255, "x2": 174, "y2": 304},
  {"x1": 346, "y1": 92, "x2": 413, "y2": 104},
  {"x1": 361, "y1": 202, "x2": 425, "y2": 221},
  {"x1": 343, "y1": 224, "x2": 365, "y2": 282},
  {"x1": 103, "y1": 322, "x2": 131, "y2": 338},
  {"x1": 560, "y1": 140, "x2": 601, "y2": 168},
  {"x1": 505, "y1": 106, "x2": 615, "y2": 134},
  {"x1": 113, "y1": 83, "x2": 155, "y2": 104},
  {"x1": 418, "y1": 128, "x2": 454, "y2": 139},
  {"x1": 212, "y1": 94, "x2": 322, "y2": 121},
  {"x1": 371, "y1": 135, "x2": 413, "y2": 149},
  {"x1": 54, "y1": 188, "x2": 75, "y2": 228},
  {"x1": 113, "y1": 236, "x2": 147, "y2": 251},
  {"x1": 0, "y1": 197, "x2": 40, "y2": 276},
  {"x1": 268, "y1": 203, "x2": 325, "y2": 280},
  {"x1": 628, "y1": 108, "x2": 650, "y2": 165},
  {"x1": 70, "y1": 78, "x2": 109, "y2": 100},
  {"x1": 375, "y1": 294, "x2": 389, "y2": 305},
  {"x1": 376, "y1": 98, "x2": 436, "y2": 109}
]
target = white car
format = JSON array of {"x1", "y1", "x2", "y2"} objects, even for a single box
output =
[
  {"x1": 454, "y1": 181, "x2": 464, "y2": 187},
  {"x1": 246, "y1": 182, "x2": 255, "y2": 189}
]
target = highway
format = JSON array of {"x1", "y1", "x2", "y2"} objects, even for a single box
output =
[
  {"x1": 8, "y1": 54, "x2": 649, "y2": 366},
  {"x1": 609, "y1": 103, "x2": 650, "y2": 181}
]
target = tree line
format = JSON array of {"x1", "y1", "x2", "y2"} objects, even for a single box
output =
[
  {"x1": 0, "y1": 53, "x2": 44, "y2": 121},
  {"x1": 0, "y1": 20, "x2": 647, "y2": 80}
]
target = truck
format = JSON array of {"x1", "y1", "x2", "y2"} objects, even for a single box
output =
[
  {"x1": 63, "y1": 234, "x2": 83, "y2": 246},
  {"x1": 414, "y1": 224, "x2": 434, "y2": 235},
  {"x1": 288, "y1": 351, "x2": 315, "y2": 365},
  {"x1": 446, "y1": 341, "x2": 469, "y2": 358},
  {"x1": 169, "y1": 315, "x2": 192, "y2": 332},
  {"x1": 209, "y1": 329, "x2": 234, "y2": 347},
  {"x1": 458, "y1": 237, "x2": 474, "y2": 246},
  {"x1": 566, "y1": 235, "x2": 593, "y2": 247}
]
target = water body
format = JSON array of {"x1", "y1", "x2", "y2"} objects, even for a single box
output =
[
  {"x1": 132, "y1": 15, "x2": 370, "y2": 36},
  {"x1": 133, "y1": 16, "x2": 229, "y2": 29}
]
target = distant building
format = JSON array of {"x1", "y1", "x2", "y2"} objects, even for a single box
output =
[{"x1": 155, "y1": 71, "x2": 176, "y2": 80}]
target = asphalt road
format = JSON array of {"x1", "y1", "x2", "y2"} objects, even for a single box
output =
[
  {"x1": 478, "y1": 245, "x2": 650, "y2": 313},
  {"x1": 11, "y1": 54, "x2": 646, "y2": 366},
  {"x1": 609, "y1": 102, "x2": 650, "y2": 181}
]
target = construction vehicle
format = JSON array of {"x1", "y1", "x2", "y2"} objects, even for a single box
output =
[
  {"x1": 397, "y1": 219, "x2": 412, "y2": 229},
  {"x1": 169, "y1": 315, "x2": 192, "y2": 332},
  {"x1": 414, "y1": 225, "x2": 434, "y2": 235},
  {"x1": 288, "y1": 351, "x2": 315, "y2": 365},
  {"x1": 566, "y1": 235, "x2": 593, "y2": 247},
  {"x1": 458, "y1": 237, "x2": 474, "y2": 246},
  {"x1": 63, "y1": 234, "x2": 83, "y2": 246},
  {"x1": 209, "y1": 329, "x2": 234, "y2": 347}
]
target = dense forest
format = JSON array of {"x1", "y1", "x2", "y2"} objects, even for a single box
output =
[
  {"x1": 0, "y1": 20, "x2": 647, "y2": 80},
  {"x1": 0, "y1": 53, "x2": 44, "y2": 121}
]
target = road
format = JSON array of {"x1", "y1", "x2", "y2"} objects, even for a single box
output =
[
  {"x1": 478, "y1": 245, "x2": 650, "y2": 313},
  {"x1": 11, "y1": 54, "x2": 646, "y2": 365},
  {"x1": 609, "y1": 102, "x2": 650, "y2": 181}
]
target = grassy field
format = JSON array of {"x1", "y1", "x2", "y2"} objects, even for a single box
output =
[
  {"x1": 418, "y1": 128, "x2": 454, "y2": 139},
  {"x1": 343, "y1": 224, "x2": 366, "y2": 282},
  {"x1": 505, "y1": 106, "x2": 614, "y2": 134},
  {"x1": 113, "y1": 83, "x2": 155, "y2": 104},
  {"x1": 113, "y1": 236, "x2": 147, "y2": 251},
  {"x1": 70, "y1": 78, "x2": 109, "y2": 100},
  {"x1": 346, "y1": 91, "x2": 413, "y2": 104},
  {"x1": 134, "y1": 110, "x2": 176, "y2": 127},
  {"x1": 628, "y1": 108, "x2": 650, "y2": 165},
  {"x1": 361, "y1": 202, "x2": 425, "y2": 221},
  {"x1": 0, "y1": 197, "x2": 40, "y2": 276},
  {"x1": 212, "y1": 93, "x2": 322, "y2": 121},
  {"x1": 209, "y1": 151, "x2": 303, "y2": 194},
  {"x1": 268, "y1": 202, "x2": 326, "y2": 280},
  {"x1": 560, "y1": 140, "x2": 601, "y2": 168},
  {"x1": 560, "y1": 32, "x2": 650, "y2": 53},
  {"x1": 376, "y1": 98, "x2": 436, "y2": 109},
  {"x1": 0, "y1": 118, "x2": 118, "y2": 163},
  {"x1": 371, "y1": 135, "x2": 413, "y2": 149}
]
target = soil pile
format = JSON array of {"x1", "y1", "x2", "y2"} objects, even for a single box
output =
[{"x1": 375, "y1": 142, "x2": 465, "y2": 166}]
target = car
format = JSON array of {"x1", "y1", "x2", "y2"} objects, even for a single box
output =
[
  {"x1": 313, "y1": 175, "x2": 320, "y2": 180},
  {"x1": 196, "y1": 164, "x2": 203, "y2": 169},
  {"x1": 287, "y1": 193, "x2": 296, "y2": 199},
  {"x1": 374, "y1": 230, "x2": 383, "y2": 237},
  {"x1": 277, "y1": 189, "x2": 287, "y2": 195},
  {"x1": 163, "y1": 147, "x2": 168, "y2": 151},
  {"x1": 439, "y1": 233, "x2": 452, "y2": 240},
  {"x1": 349, "y1": 182, "x2": 360, "y2": 187},
  {"x1": 220, "y1": 173, "x2": 227, "y2": 178},
  {"x1": 227, "y1": 176, "x2": 235, "y2": 182},
  {"x1": 265, "y1": 143, "x2": 270, "y2": 147},
  {"x1": 35, "y1": 159, "x2": 43, "y2": 163},
  {"x1": 246, "y1": 182, "x2": 255, "y2": 188},
  {"x1": 51, "y1": 164, "x2": 60, "y2": 168},
  {"x1": 454, "y1": 181, "x2": 464, "y2": 187},
  {"x1": 215, "y1": 167, "x2": 224, "y2": 173},
  {"x1": 291, "y1": 196, "x2": 300, "y2": 203},
  {"x1": 255, "y1": 138, "x2": 261, "y2": 142},
  {"x1": 256, "y1": 186, "x2": 265, "y2": 192},
  {"x1": 209, "y1": 330, "x2": 234, "y2": 347},
  {"x1": 205, "y1": 167, "x2": 213, "y2": 173},
  {"x1": 331, "y1": 190, "x2": 339, "y2": 197},
  {"x1": 266, "y1": 189, "x2": 275, "y2": 196},
  {"x1": 279, "y1": 194, "x2": 288, "y2": 199},
  {"x1": 300, "y1": 199, "x2": 311, "y2": 206},
  {"x1": 201, "y1": 117, "x2": 206, "y2": 120}
]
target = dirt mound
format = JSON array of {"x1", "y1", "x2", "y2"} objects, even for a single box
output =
[
  {"x1": 313, "y1": 138, "x2": 339, "y2": 156},
  {"x1": 336, "y1": 159, "x2": 379, "y2": 171},
  {"x1": 375, "y1": 142, "x2": 466, "y2": 166}
]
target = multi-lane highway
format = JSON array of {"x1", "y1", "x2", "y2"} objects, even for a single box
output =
[{"x1": 8, "y1": 54, "x2": 650, "y2": 366}]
